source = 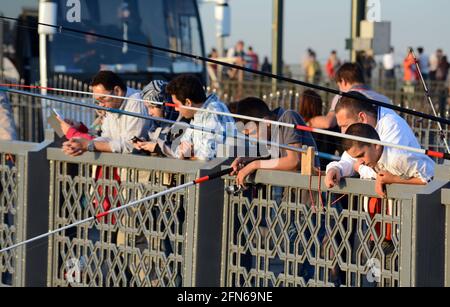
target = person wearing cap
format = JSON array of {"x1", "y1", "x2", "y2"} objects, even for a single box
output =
[{"x1": 133, "y1": 80, "x2": 184, "y2": 157}]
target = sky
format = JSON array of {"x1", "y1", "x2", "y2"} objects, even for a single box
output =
[
  {"x1": 199, "y1": 0, "x2": 450, "y2": 64},
  {"x1": 1, "y1": 0, "x2": 449, "y2": 65}
]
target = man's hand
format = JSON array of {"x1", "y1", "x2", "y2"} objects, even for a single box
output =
[
  {"x1": 235, "y1": 162, "x2": 256, "y2": 187},
  {"x1": 325, "y1": 167, "x2": 341, "y2": 189},
  {"x1": 134, "y1": 141, "x2": 157, "y2": 153},
  {"x1": 62, "y1": 138, "x2": 89, "y2": 157},
  {"x1": 375, "y1": 171, "x2": 397, "y2": 198},
  {"x1": 231, "y1": 157, "x2": 245, "y2": 175},
  {"x1": 377, "y1": 171, "x2": 397, "y2": 185},
  {"x1": 178, "y1": 141, "x2": 193, "y2": 160},
  {"x1": 375, "y1": 178, "x2": 386, "y2": 198},
  {"x1": 6, "y1": 154, "x2": 15, "y2": 164}
]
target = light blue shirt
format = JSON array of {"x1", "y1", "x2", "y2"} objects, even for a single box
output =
[{"x1": 176, "y1": 94, "x2": 236, "y2": 161}]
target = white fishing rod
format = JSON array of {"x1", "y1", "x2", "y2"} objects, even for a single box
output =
[{"x1": 1, "y1": 87, "x2": 341, "y2": 161}]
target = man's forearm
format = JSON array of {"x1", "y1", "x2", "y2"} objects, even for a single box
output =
[
  {"x1": 387, "y1": 176, "x2": 427, "y2": 185},
  {"x1": 310, "y1": 113, "x2": 337, "y2": 129},
  {"x1": 92, "y1": 141, "x2": 113, "y2": 153},
  {"x1": 251, "y1": 156, "x2": 300, "y2": 172}
]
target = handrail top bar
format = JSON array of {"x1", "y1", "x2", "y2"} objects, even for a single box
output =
[
  {"x1": 47, "y1": 147, "x2": 228, "y2": 174},
  {"x1": 0, "y1": 130, "x2": 54, "y2": 154},
  {"x1": 436, "y1": 163, "x2": 450, "y2": 182},
  {"x1": 222, "y1": 167, "x2": 449, "y2": 199}
]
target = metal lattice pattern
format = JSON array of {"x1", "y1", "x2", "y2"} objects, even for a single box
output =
[
  {"x1": 49, "y1": 161, "x2": 191, "y2": 287},
  {"x1": 0, "y1": 153, "x2": 19, "y2": 286},
  {"x1": 223, "y1": 178, "x2": 402, "y2": 287}
]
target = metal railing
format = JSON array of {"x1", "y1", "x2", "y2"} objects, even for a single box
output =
[
  {"x1": 438, "y1": 163, "x2": 450, "y2": 287},
  {"x1": 443, "y1": 188, "x2": 450, "y2": 287},
  {"x1": 0, "y1": 135, "x2": 449, "y2": 287},
  {"x1": 0, "y1": 131, "x2": 53, "y2": 287},
  {"x1": 220, "y1": 168, "x2": 449, "y2": 287},
  {"x1": 46, "y1": 149, "x2": 228, "y2": 287}
]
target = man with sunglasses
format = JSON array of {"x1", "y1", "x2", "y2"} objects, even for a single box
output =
[{"x1": 62, "y1": 71, "x2": 150, "y2": 156}]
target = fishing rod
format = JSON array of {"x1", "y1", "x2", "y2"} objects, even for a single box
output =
[
  {"x1": 0, "y1": 167, "x2": 234, "y2": 254},
  {"x1": 2, "y1": 83, "x2": 449, "y2": 162},
  {"x1": 1, "y1": 87, "x2": 341, "y2": 161},
  {"x1": 3, "y1": 87, "x2": 448, "y2": 161},
  {"x1": 410, "y1": 48, "x2": 450, "y2": 153},
  {"x1": 1, "y1": 16, "x2": 450, "y2": 126},
  {"x1": 0, "y1": 83, "x2": 353, "y2": 133}
]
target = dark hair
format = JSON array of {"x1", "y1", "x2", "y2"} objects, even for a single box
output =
[
  {"x1": 335, "y1": 63, "x2": 365, "y2": 85},
  {"x1": 91, "y1": 71, "x2": 126, "y2": 92},
  {"x1": 166, "y1": 74, "x2": 207, "y2": 105},
  {"x1": 227, "y1": 101, "x2": 239, "y2": 114},
  {"x1": 299, "y1": 90, "x2": 323, "y2": 122},
  {"x1": 335, "y1": 91, "x2": 378, "y2": 118},
  {"x1": 342, "y1": 123, "x2": 380, "y2": 151},
  {"x1": 417, "y1": 47, "x2": 424, "y2": 54},
  {"x1": 235, "y1": 97, "x2": 273, "y2": 124}
]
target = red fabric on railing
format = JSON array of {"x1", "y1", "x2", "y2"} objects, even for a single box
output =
[
  {"x1": 64, "y1": 124, "x2": 121, "y2": 224},
  {"x1": 369, "y1": 198, "x2": 392, "y2": 242}
]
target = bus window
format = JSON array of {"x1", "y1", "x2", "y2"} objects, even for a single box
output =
[{"x1": 48, "y1": 0, "x2": 204, "y2": 78}]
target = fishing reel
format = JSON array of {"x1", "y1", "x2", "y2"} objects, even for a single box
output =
[
  {"x1": 225, "y1": 173, "x2": 256, "y2": 196},
  {"x1": 225, "y1": 184, "x2": 247, "y2": 196}
]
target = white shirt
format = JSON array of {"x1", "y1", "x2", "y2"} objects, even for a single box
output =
[
  {"x1": 356, "y1": 146, "x2": 435, "y2": 183},
  {"x1": 97, "y1": 87, "x2": 151, "y2": 154},
  {"x1": 326, "y1": 108, "x2": 427, "y2": 179},
  {"x1": 383, "y1": 52, "x2": 395, "y2": 70},
  {"x1": 430, "y1": 53, "x2": 439, "y2": 71},
  {"x1": 329, "y1": 86, "x2": 392, "y2": 112}
]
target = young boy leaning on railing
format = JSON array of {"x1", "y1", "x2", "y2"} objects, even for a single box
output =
[{"x1": 342, "y1": 123, "x2": 435, "y2": 197}]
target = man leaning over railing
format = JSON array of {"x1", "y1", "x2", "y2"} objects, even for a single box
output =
[
  {"x1": 308, "y1": 63, "x2": 392, "y2": 130},
  {"x1": 342, "y1": 123, "x2": 434, "y2": 197},
  {"x1": 230, "y1": 97, "x2": 321, "y2": 282},
  {"x1": 61, "y1": 71, "x2": 151, "y2": 156},
  {"x1": 325, "y1": 92, "x2": 434, "y2": 191},
  {"x1": 166, "y1": 74, "x2": 236, "y2": 161}
]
